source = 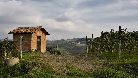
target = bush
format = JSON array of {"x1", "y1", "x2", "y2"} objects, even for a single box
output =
[
  {"x1": 66, "y1": 65, "x2": 90, "y2": 77},
  {"x1": 98, "y1": 51, "x2": 138, "y2": 61},
  {"x1": 47, "y1": 47, "x2": 62, "y2": 55},
  {"x1": 109, "y1": 61, "x2": 138, "y2": 77},
  {"x1": 0, "y1": 59, "x2": 55, "y2": 78},
  {"x1": 92, "y1": 67, "x2": 135, "y2": 78},
  {"x1": 0, "y1": 39, "x2": 19, "y2": 60}
]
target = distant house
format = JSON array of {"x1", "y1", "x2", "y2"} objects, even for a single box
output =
[{"x1": 9, "y1": 26, "x2": 50, "y2": 53}]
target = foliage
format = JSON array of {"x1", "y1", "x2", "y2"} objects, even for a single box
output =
[
  {"x1": 92, "y1": 67, "x2": 135, "y2": 78},
  {"x1": 86, "y1": 26, "x2": 138, "y2": 54},
  {"x1": 109, "y1": 61, "x2": 138, "y2": 77},
  {"x1": 97, "y1": 51, "x2": 138, "y2": 60},
  {"x1": 66, "y1": 65, "x2": 91, "y2": 77},
  {"x1": 0, "y1": 50, "x2": 137, "y2": 78},
  {"x1": 0, "y1": 60, "x2": 55, "y2": 78},
  {"x1": 0, "y1": 38, "x2": 19, "y2": 60},
  {"x1": 91, "y1": 50, "x2": 138, "y2": 78},
  {"x1": 46, "y1": 47, "x2": 62, "y2": 55},
  {"x1": 0, "y1": 51, "x2": 55, "y2": 78},
  {"x1": 0, "y1": 52, "x2": 94, "y2": 78}
]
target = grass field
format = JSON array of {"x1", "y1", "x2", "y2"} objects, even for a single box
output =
[{"x1": 0, "y1": 51, "x2": 138, "y2": 78}]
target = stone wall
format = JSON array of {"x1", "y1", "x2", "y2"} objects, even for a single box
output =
[
  {"x1": 41, "y1": 32, "x2": 46, "y2": 53},
  {"x1": 31, "y1": 33, "x2": 37, "y2": 51},
  {"x1": 13, "y1": 29, "x2": 46, "y2": 53},
  {"x1": 13, "y1": 33, "x2": 32, "y2": 51},
  {"x1": 31, "y1": 30, "x2": 46, "y2": 53}
]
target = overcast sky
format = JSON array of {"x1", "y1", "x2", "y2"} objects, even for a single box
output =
[{"x1": 0, "y1": 0, "x2": 138, "y2": 40}]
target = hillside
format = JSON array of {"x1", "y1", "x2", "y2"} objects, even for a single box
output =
[
  {"x1": 1, "y1": 26, "x2": 138, "y2": 77},
  {"x1": 47, "y1": 38, "x2": 86, "y2": 54},
  {"x1": 0, "y1": 51, "x2": 138, "y2": 78},
  {"x1": 0, "y1": 35, "x2": 138, "y2": 77},
  {"x1": 0, "y1": 52, "x2": 97, "y2": 78}
]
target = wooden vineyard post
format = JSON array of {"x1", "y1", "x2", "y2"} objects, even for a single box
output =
[
  {"x1": 20, "y1": 36, "x2": 23, "y2": 59},
  {"x1": 86, "y1": 36, "x2": 89, "y2": 53},
  {"x1": 118, "y1": 26, "x2": 122, "y2": 58},
  {"x1": 57, "y1": 44, "x2": 59, "y2": 50},
  {"x1": 119, "y1": 40, "x2": 121, "y2": 58},
  {"x1": 101, "y1": 31, "x2": 103, "y2": 54},
  {"x1": 91, "y1": 34, "x2": 93, "y2": 52}
]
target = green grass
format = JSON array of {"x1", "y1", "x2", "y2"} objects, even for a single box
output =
[
  {"x1": 0, "y1": 51, "x2": 138, "y2": 78},
  {"x1": 98, "y1": 51, "x2": 138, "y2": 60},
  {"x1": 91, "y1": 51, "x2": 138, "y2": 78},
  {"x1": 65, "y1": 65, "x2": 91, "y2": 77},
  {"x1": 92, "y1": 61, "x2": 138, "y2": 78},
  {"x1": 92, "y1": 67, "x2": 135, "y2": 78},
  {"x1": 0, "y1": 52, "x2": 93, "y2": 78},
  {"x1": 0, "y1": 52, "x2": 55, "y2": 78},
  {"x1": 0, "y1": 58, "x2": 55, "y2": 78}
]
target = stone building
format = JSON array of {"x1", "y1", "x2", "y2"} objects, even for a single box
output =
[{"x1": 9, "y1": 26, "x2": 50, "y2": 53}]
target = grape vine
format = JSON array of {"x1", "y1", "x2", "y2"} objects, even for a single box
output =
[{"x1": 86, "y1": 26, "x2": 138, "y2": 54}]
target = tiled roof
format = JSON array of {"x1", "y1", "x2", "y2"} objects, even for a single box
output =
[{"x1": 9, "y1": 26, "x2": 50, "y2": 35}]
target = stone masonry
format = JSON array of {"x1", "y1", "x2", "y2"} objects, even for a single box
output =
[{"x1": 9, "y1": 26, "x2": 50, "y2": 53}]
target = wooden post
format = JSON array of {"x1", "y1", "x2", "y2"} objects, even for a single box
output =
[
  {"x1": 86, "y1": 36, "x2": 89, "y2": 53},
  {"x1": 57, "y1": 44, "x2": 59, "y2": 50},
  {"x1": 118, "y1": 26, "x2": 122, "y2": 58},
  {"x1": 20, "y1": 36, "x2": 23, "y2": 59},
  {"x1": 119, "y1": 26, "x2": 121, "y2": 32},
  {"x1": 87, "y1": 46, "x2": 89, "y2": 53},
  {"x1": 119, "y1": 40, "x2": 121, "y2": 58},
  {"x1": 4, "y1": 51, "x2": 7, "y2": 60},
  {"x1": 92, "y1": 34, "x2": 93, "y2": 40},
  {"x1": 101, "y1": 31, "x2": 103, "y2": 36},
  {"x1": 86, "y1": 36, "x2": 88, "y2": 43},
  {"x1": 91, "y1": 34, "x2": 93, "y2": 52}
]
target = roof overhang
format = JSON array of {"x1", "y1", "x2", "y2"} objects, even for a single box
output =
[{"x1": 8, "y1": 26, "x2": 50, "y2": 35}]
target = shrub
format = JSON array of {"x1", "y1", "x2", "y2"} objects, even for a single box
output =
[
  {"x1": 47, "y1": 47, "x2": 62, "y2": 55},
  {"x1": 0, "y1": 59, "x2": 55, "y2": 78},
  {"x1": 92, "y1": 67, "x2": 135, "y2": 78},
  {"x1": 109, "y1": 61, "x2": 138, "y2": 77},
  {"x1": 66, "y1": 65, "x2": 90, "y2": 77},
  {"x1": 0, "y1": 39, "x2": 19, "y2": 60}
]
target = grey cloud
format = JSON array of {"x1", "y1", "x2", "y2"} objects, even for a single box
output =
[
  {"x1": 31, "y1": 0, "x2": 51, "y2": 2},
  {"x1": 67, "y1": 0, "x2": 138, "y2": 24},
  {"x1": 79, "y1": 12, "x2": 138, "y2": 24},
  {"x1": 105, "y1": 15, "x2": 138, "y2": 23},
  {"x1": 0, "y1": 0, "x2": 138, "y2": 40},
  {"x1": 55, "y1": 15, "x2": 70, "y2": 22},
  {"x1": 27, "y1": 0, "x2": 69, "y2": 19},
  {"x1": 75, "y1": 0, "x2": 117, "y2": 9}
]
